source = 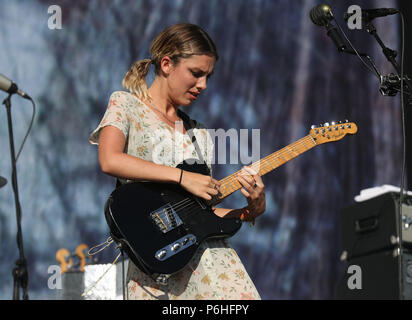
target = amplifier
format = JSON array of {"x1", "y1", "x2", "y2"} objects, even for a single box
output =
[
  {"x1": 335, "y1": 249, "x2": 412, "y2": 299},
  {"x1": 336, "y1": 192, "x2": 412, "y2": 299},
  {"x1": 339, "y1": 192, "x2": 412, "y2": 260}
]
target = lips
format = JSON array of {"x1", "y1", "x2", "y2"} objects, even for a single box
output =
[{"x1": 188, "y1": 91, "x2": 199, "y2": 100}]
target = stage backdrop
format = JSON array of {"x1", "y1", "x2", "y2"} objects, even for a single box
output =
[{"x1": 0, "y1": 0, "x2": 403, "y2": 299}]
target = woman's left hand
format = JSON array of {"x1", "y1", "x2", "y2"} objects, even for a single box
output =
[{"x1": 237, "y1": 166, "x2": 266, "y2": 220}]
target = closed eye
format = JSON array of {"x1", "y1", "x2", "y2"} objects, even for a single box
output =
[
  {"x1": 191, "y1": 71, "x2": 203, "y2": 78},
  {"x1": 190, "y1": 69, "x2": 214, "y2": 79}
]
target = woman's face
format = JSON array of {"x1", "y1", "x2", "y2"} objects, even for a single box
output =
[{"x1": 165, "y1": 54, "x2": 215, "y2": 107}]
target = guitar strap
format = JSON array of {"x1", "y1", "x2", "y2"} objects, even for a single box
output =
[
  {"x1": 177, "y1": 109, "x2": 207, "y2": 169},
  {"x1": 115, "y1": 110, "x2": 208, "y2": 188}
]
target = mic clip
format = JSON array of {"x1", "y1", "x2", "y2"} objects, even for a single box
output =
[{"x1": 379, "y1": 73, "x2": 412, "y2": 97}]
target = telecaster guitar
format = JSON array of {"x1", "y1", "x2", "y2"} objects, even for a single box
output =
[{"x1": 104, "y1": 121, "x2": 358, "y2": 283}]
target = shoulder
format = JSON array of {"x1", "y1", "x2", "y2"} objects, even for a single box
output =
[
  {"x1": 108, "y1": 90, "x2": 143, "y2": 103},
  {"x1": 108, "y1": 91, "x2": 146, "y2": 109}
]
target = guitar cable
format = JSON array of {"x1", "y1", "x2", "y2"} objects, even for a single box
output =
[
  {"x1": 81, "y1": 250, "x2": 122, "y2": 298},
  {"x1": 396, "y1": 11, "x2": 407, "y2": 300},
  {"x1": 81, "y1": 237, "x2": 121, "y2": 298}
]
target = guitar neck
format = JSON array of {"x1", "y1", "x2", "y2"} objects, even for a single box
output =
[{"x1": 215, "y1": 135, "x2": 317, "y2": 202}]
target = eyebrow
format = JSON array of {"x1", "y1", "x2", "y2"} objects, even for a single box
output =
[{"x1": 191, "y1": 68, "x2": 214, "y2": 77}]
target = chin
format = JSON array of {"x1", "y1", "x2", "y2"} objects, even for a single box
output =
[{"x1": 180, "y1": 99, "x2": 193, "y2": 107}]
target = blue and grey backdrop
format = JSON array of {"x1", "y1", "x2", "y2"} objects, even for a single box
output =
[{"x1": 0, "y1": 0, "x2": 405, "y2": 299}]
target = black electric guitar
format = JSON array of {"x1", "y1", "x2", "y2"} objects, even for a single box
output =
[{"x1": 104, "y1": 121, "x2": 358, "y2": 283}]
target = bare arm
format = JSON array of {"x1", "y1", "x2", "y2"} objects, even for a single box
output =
[
  {"x1": 98, "y1": 125, "x2": 181, "y2": 183},
  {"x1": 98, "y1": 125, "x2": 220, "y2": 200}
]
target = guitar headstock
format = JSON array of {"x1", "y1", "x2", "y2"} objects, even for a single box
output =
[
  {"x1": 56, "y1": 248, "x2": 72, "y2": 274},
  {"x1": 56, "y1": 243, "x2": 93, "y2": 274},
  {"x1": 309, "y1": 120, "x2": 358, "y2": 145},
  {"x1": 75, "y1": 243, "x2": 89, "y2": 272}
]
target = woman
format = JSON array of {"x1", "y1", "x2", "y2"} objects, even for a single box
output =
[{"x1": 89, "y1": 23, "x2": 266, "y2": 300}]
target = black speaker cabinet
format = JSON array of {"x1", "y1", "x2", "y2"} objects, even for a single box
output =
[
  {"x1": 339, "y1": 192, "x2": 412, "y2": 260},
  {"x1": 336, "y1": 249, "x2": 412, "y2": 299},
  {"x1": 336, "y1": 192, "x2": 412, "y2": 299}
]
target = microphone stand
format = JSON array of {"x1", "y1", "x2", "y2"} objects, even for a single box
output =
[
  {"x1": 2, "y1": 94, "x2": 29, "y2": 300},
  {"x1": 364, "y1": 19, "x2": 412, "y2": 95},
  {"x1": 363, "y1": 17, "x2": 411, "y2": 301}
]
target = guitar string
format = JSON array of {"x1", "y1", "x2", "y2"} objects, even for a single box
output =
[
  {"x1": 152, "y1": 128, "x2": 350, "y2": 229},
  {"x1": 169, "y1": 126, "x2": 347, "y2": 212},
  {"x1": 156, "y1": 133, "x2": 338, "y2": 226},
  {"x1": 166, "y1": 136, "x2": 317, "y2": 215},
  {"x1": 218, "y1": 135, "x2": 315, "y2": 189},
  {"x1": 168, "y1": 135, "x2": 319, "y2": 219},
  {"x1": 167, "y1": 135, "x2": 316, "y2": 214},
  {"x1": 212, "y1": 135, "x2": 315, "y2": 196}
]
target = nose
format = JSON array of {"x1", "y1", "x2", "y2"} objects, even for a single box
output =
[{"x1": 196, "y1": 76, "x2": 207, "y2": 91}]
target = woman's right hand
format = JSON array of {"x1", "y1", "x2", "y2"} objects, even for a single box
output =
[{"x1": 179, "y1": 170, "x2": 220, "y2": 201}]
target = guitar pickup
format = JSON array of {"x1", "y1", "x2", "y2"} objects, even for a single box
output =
[{"x1": 150, "y1": 204, "x2": 183, "y2": 233}]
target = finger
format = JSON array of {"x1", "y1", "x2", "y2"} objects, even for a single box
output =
[
  {"x1": 208, "y1": 183, "x2": 220, "y2": 192},
  {"x1": 238, "y1": 169, "x2": 254, "y2": 181},
  {"x1": 206, "y1": 187, "x2": 219, "y2": 196},
  {"x1": 208, "y1": 179, "x2": 221, "y2": 190},
  {"x1": 240, "y1": 186, "x2": 250, "y2": 199},
  {"x1": 200, "y1": 193, "x2": 212, "y2": 200},
  {"x1": 243, "y1": 166, "x2": 258, "y2": 176},
  {"x1": 237, "y1": 176, "x2": 255, "y2": 194},
  {"x1": 253, "y1": 174, "x2": 264, "y2": 187},
  {"x1": 243, "y1": 166, "x2": 264, "y2": 188}
]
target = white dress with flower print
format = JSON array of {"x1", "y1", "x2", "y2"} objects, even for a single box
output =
[{"x1": 89, "y1": 91, "x2": 260, "y2": 300}]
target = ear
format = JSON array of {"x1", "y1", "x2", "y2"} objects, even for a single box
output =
[{"x1": 159, "y1": 56, "x2": 174, "y2": 75}]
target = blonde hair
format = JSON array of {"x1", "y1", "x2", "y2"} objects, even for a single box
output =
[{"x1": 122, "y1": 23, "x2": 218, "y2": 101}]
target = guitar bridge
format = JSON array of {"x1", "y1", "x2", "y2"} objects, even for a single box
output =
[{"x1": 150, "y1": 204, "x2": 183, "y2": 233}]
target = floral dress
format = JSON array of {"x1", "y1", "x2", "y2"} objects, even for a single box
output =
[{"x1": 89, "y1": 91, "x2": 260, "y2": 300}]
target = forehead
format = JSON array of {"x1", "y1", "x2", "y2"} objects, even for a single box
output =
[{"x1": 181, "y1": 54, "x2": 215, "y2": 72}]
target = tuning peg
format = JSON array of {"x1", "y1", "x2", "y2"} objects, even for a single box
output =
[
  {"x1": 323, "y1": 122, "x2": 330, "y2": 127},
  {"x1": 331, "y1": 121, "x2": 336, "y2": 125},
  {"x1": 311, "y1": 125, "x2": 318, "y2": 129}
]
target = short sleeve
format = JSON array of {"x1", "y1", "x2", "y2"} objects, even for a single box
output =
[{"x1": 89, "y1": 91, "x2": 131, "y2": 145}]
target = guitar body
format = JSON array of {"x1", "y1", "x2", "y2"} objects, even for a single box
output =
[{"x1": 104, "y1": 161, "x2": 242, "y2": 282}]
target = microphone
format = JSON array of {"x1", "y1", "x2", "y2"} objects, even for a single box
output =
[
  {"x1": 310, "y1": 4, "x2": 347, "y2": 52},
  {"x1": 344, "y1": 8, "x2": 399, "y2": 22},
  {"x1": 310, "y1": 4, "x2": 334, "y2": 26},
  {"x1": 0, "y1": 74, "x2": 31, "y2": 100}
]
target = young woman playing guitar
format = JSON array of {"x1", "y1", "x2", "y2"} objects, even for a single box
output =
[{"x1": 89, "y1": 23, "x2": 266, "y2": 300}]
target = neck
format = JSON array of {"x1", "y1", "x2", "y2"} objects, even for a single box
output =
[{"x1": 147, "y1": 79, "x2": 179, "y2": 116}]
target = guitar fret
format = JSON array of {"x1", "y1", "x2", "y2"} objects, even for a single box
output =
[
  {"x1": 302, "y1": 138, "x2": 308, "y2": 149},
  {"x1": 214, "y1": 135, "x2": 319, "y2": 203},
  {"x1": 266, "y1": 158, "x2": 275, "y2": 170},
  {"x1": 308, "y1": 135, "x2": 317, "y2": 145}
]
